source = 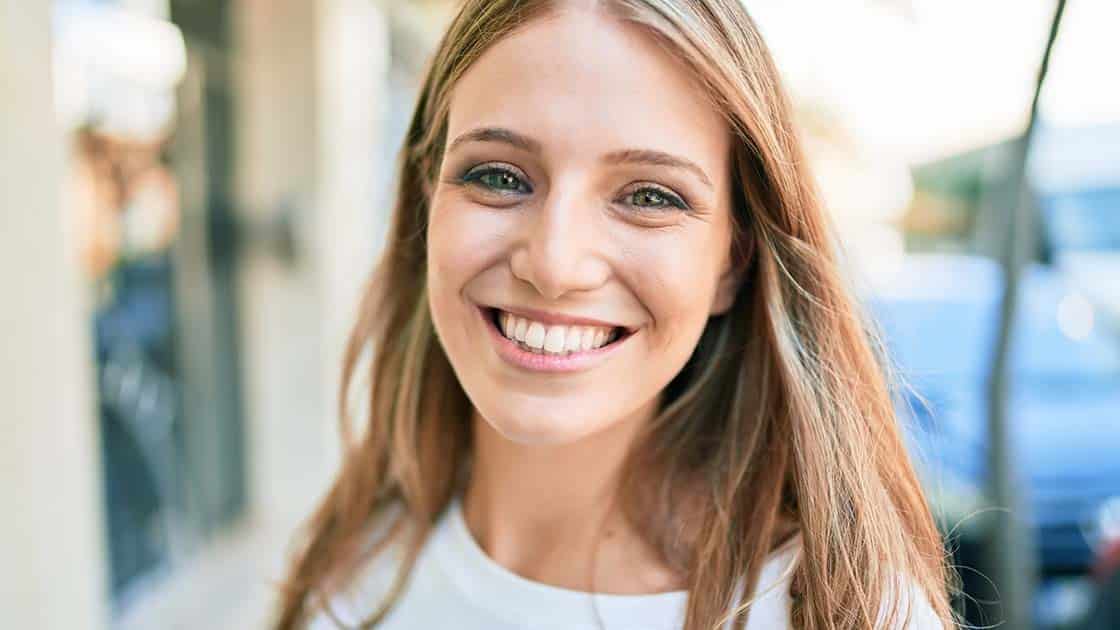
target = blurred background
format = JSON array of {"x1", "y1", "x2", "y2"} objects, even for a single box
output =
[{"x1": 2, "y1": 0, "x2": 1117, "y2": 628}]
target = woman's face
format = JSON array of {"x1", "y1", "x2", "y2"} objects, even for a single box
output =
[{"x1": 427, "y1": 7, "x2": 738, "y2": 445}]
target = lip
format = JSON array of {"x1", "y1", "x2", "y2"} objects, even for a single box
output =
[
  {"x1": 493, "y1": 304, "x2": 632, "y2": 331},
  {"x1": 477, "y1": 305, "x2": 634, "y2": 373}
]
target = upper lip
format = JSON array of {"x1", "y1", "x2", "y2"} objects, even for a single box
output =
[{"x1": 487, "y1": 304, "x2": 631, "y2": 331}]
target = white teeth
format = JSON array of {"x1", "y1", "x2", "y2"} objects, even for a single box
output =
[
  {"x1": 564, "y1": 329, "x2": 583, "y2": 353},
  {"x1": 525, "y1": 321, "x2": 546, "y2": 349},
  {"x1": 495, "y1": 310, "x2": 620, "y2": 355},
  {"x1": 580, "y1": 327, "x2": 596, "y2": 351},
  {"x1": 543, "y1": 326, "x2": 566, "y2": 353}
]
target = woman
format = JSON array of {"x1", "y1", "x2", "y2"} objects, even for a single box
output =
[{"x1": 277, "y1": 1, "x2": 956, "y2": 628}]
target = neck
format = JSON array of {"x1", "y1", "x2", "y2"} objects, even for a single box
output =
[{"x1": 461, "y1": 397, "x2": 683, "y2": 593}]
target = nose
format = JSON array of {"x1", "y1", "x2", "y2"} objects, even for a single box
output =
[{"x1": 509, "y1": 189, "x2": 610, "y2": 300}]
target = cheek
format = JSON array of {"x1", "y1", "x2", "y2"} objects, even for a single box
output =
[
  {"x1": 427, "y1": 200, "x2": 506, "y2": 294},
  {"x1": 625, "y1": 230, "x2": 726, "y2": 344},
  {"x1": 426, "y1": 201, "x2": 485, "y2": 349}
]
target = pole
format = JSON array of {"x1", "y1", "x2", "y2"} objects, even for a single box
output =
[{"x1": 986, "y1": 1, "x2": 1067, "y2": 628}]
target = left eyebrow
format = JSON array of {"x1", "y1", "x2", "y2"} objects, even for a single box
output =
[
  {"x1": 448, "y1": 126, "x2": 542, "y2": 155},
  {"x1": 602, "y1": 149, "x2": 713, "y2": 190}
]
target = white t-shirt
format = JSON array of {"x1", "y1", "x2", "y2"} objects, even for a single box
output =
[{"x1": 307, "y1": 496, "x2": 938, "y2": 629}]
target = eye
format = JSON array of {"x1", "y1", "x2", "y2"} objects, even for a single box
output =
[
  {"x1": 622, "y1": 184, "x2": 689, "y2": 211},
  {"x1": 460, "y1": 163, "x2": 532, "y2": 195}
]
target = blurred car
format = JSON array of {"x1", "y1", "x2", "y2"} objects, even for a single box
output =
[
  {"x1": 1084, "y1": 534, "x2": 1120, "y2": 630},
  {"x1": 864, "y1": 254, "x2": 1120, "y2": 626}
]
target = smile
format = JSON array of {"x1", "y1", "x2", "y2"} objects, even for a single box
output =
[
  {"x1": 496, "y1": 309, "x2": 620, "y2": 355},
  {"x1": 478, "y1": 306, "x2": 634, "y2": 373}
]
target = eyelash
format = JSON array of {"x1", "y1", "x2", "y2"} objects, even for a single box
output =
[
  {"x1": 457, "y1": 163, "x2": 692, "y2": 211},
  {"x1": 459, "y1": 163, "x2": 532, "y2": 196}
]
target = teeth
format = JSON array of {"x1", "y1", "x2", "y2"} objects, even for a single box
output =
[
  {"x1": 525, "y1": 322, "x2": 546, "y2": 349},
  {"x1": 580, "y1": 327, "x2": 596, "y2": 351},
  {"x1": 495, "y1": 310, "x2": 620, "y2": 355},
  {"x1": 543, "y1": 326, "x2": 566, "y2": 353},
  {"x1": 564, "y1": 329, "x2": 583, "y2": 353}
]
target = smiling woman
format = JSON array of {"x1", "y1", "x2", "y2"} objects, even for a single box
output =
[
  {"x1": 427, "y1": 10, "x2": 738, "y2": 448},
  {"x1": 275, "y1": 1, "x2": 956, "y2": 629}
]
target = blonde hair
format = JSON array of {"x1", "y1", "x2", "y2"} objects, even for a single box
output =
[{"x1": 275, "y1": 1, "x2": 957, "y2": 628}]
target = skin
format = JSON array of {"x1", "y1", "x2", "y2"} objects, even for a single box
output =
[{"x1": 425, "y1": 4, "x2": 739, "y2": 594}]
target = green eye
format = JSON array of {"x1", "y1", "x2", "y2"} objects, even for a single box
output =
[
  {"x1": 461, "y1": 165, "x2": 531, "y2": 194},
  {"x1": 628, "y1": 186, "x2": 687, "y2": 210},
  {"x1": 632, "y1": 189, "x2": 667, "y2": 206},
  {"x1": 479, "y1": 171, "x2": 522, "y2": 191}
]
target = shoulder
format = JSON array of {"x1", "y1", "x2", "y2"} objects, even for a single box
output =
[
  {"x1": 304, "y1": 503, "x2": 411, "y2": 629},
  {"x1": 742, "y1": 538, "x2": 946, "y2": 630},
  {"x1": 305, "y1": 550, "x2": 403, "y2": 630},
  {"x1": 877, "y1": 572, "x2": 946, "y2": 629},
  {"x1": 733, "y1": 537, "x2": 799, "y2": 629}
]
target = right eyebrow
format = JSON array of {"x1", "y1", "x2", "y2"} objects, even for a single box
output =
[{"x1": 447, "y1": 126, "x2": 543, "y2": 155}]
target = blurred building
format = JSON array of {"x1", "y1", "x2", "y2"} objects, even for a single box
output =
[{"x1": 4, "y1": 1, "x2": 445, "y2": 628}]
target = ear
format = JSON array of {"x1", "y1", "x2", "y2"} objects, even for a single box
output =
[
  {"x1": 710, "y1": 263, "x2": 743, "y2": 316},
  {"x1": 710, "y1": 237, "x2": 753, "y2": 316}
]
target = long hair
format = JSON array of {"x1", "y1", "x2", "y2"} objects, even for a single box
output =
[{"x1": 275, "y1": 1, "x2": 956, "y2": 628}]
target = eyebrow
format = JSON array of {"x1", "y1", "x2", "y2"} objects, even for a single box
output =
[
  {"x1": 446, "y1": 126, "x2": 714, "y2": 190},
  {"x1": 448, "y1": 127, "x2": 542, "y2": 155},
  {"x1": 602, "y1": 149, "x2": 713, "y2": 189}
]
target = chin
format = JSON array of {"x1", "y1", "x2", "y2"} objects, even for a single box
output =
[{"x1": 475, "y1": 401, "x2": 611, "y2": 446}]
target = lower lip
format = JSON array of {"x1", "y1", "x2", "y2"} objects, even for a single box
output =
[{"x1": 478, "y1": 306, "x2": 633, "y2": 373}]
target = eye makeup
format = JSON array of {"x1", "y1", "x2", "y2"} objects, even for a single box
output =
[
  {"x1": 444, "y1": 157, "x2": 699, "y2": 216},
  {"x1": 618, "y1": 181, "x2": 690, "y2": 211},
  {"x1": 459, "y1": 162, "x2": 533, "y2": 195}
]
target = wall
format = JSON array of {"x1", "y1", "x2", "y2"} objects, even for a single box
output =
[{"x1": 0, "y1": 1, "x2": 110, "y2": 628}]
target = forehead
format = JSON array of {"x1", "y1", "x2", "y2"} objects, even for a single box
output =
[{"x1": 446, "y1": 7, "x2": 729, "y2": 174}]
